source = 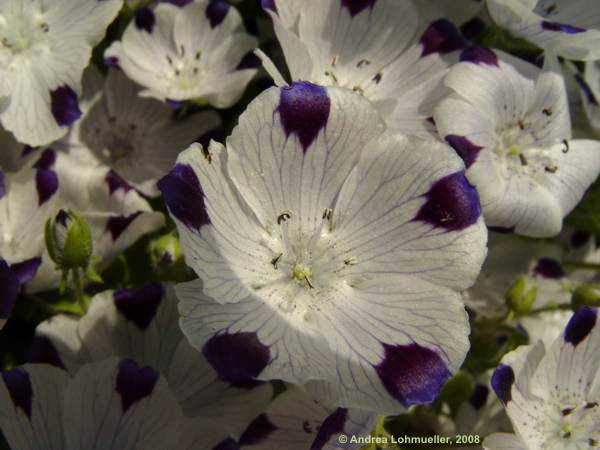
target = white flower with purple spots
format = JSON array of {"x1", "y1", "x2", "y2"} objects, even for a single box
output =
[
  {"x1": 60, "y1": 69, "x2": 221, "y2": 196},
  {"x1": 160, "y1": 82, "x2": 487, "y2": 413},
  {"x1": 484, "y1": 307, "x2": 600, "y2": 449},
  {"x1": 487, "y1": 0, "x2": 600, "y2": 61},
  {"x1": 434, "y1": 47, "x2": 600, "y2": 238},
  {"x1": 0, "y1": 0, "x2": 123, "y2": 146},
  {"x1": 259, "y1": 0, "x2": 467, "y2": 137},
  {"x1": 30, "y1": 282, "x2": 272, "y2": 440},
  {"x1": 104, "y1": 0, "x2": 258, "y2": 107}
]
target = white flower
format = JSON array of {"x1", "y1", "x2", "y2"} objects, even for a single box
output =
[
  {"x1": 487, "y1": 0, "x2": 600, "y2": 61},
  {"x1": 31, "y1": 282, "x2": 272, "y2": 440},
  {"x1": 434, "y1": 47, "x2": 600, "y2": 238},
  {"x1": 0, "y1": 357, "x2": 218, "y2": 450},
  {"x1": 259, "y1": 0, "x2": 468, "y2": 137},
  {"x1": 104, "y1": 0, "x2": 258, "y2": 107},
  {"x1": 160, "y1": 82, "x2": 487, "y2": 414},
  {"x1": 484, "y1": 307, "x2": 600, "y2": 450},
  {"x1": 0, "y1": 0, "x2": 123, "y2": 146},
  {"x1": 59, "y1": 68, "x2": 221, "y2": 196}
]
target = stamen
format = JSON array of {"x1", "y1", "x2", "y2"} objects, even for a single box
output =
[
  {"x1": 278, "y1": 211, "x2": 295, "y2": 258},
  {"x1": 519, "y1": 153, "x2": 528, "y2": 166},
  {"x1": 271, "y1": 253, "x2": 283, "y2": 269},
  {"x1": 373, "y1": 72, "x2": 382, "y2": 84},
  {"x1": 307, "y1": 208, "x2": 332, "y2": 256},
  {"x1": 356, "y1": 59, "x2": 370, "y2": 68},
  {"x1": 545, "y1": 165, "x2": 558, "y2": 173},
  {"x1": 324, "y1": 71, "x2": 338, "y2": 83},
  {"x1": 542, "y1": 107, "x2": 553, "y2": 116},
  {"x1": 331, "y1": 55, "x2": 337, "y2": 67},
  {"x1": 562, "y1": 139, "x2": 570, "y2": 153}
]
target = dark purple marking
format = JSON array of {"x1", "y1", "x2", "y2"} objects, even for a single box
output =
[
  {"x1": 570, "y1": 230, "x2": 590, "y2": 249},
  {"x1": 491, "y1": 364, "x2": 514, "y2": 404},
  {"x1": 374, "y1": 343, "x2": 451, "y2": 406},
  {"x1": 106, "y1": 212, "x2": 142, "y2": 241},
  {"x1": 213, "y1": 438, "x2": 240, "y2": 450},
  {"x1": 28, "y1": 335, "x2": 64, "y2": 369},
  {"x1": 157, "y1": 163, "x2": 209, "y2": 230},
  {"x1": 261, "y1": 0, "x2": 277, "y2": 13},
  {"x1": 1, "y1": 368, "x2": 33, "y2": 418},
  {"x1": 461, "y1": 18, "x2": 486, "y2": 40},
  {"x1": 236, "y1": 52, "x2": 261, "y2": 70},
  {"x1": 9, "y1": 258, "x2": 42, "y2": 285},
  {"x1": 115, "y1": 359, "x2": 160, "y2": 412},
  {"x1": 541, "y1": 21, "x2": 585, "y2": 34},
  {"x1": 163, "y1": 0, "x2": 194, "y2": 6},
  {"x1": 460, "y1": 46, "x2": 499, "y2": 67},
  {"x1": 50, "y1": 86, "x2": 82, "y2": 127},
  {"x1": 206, "y1": 1, "x2": 229, "y2": 28},
  {"x1": 278, "y1": 82, "x2": 330, "y2": 152},
  {"x1": 0, "y1": 171, "x2": 4, "y2": 199},
  {"x1": 105, "y1": 170, "x2": 132, "y2": 194},
  {"x1": 0, "y1": 259, "x2": 19, "y2": 319},
  {"x1": 238, "y1": 414, "x2": 278, "y2": 445},
  {"x1": 35, "y1": 169, "x2": 58, "y2": 206},
  {"x1": 104, "y1": 56, "x2": 120, "y2": 69},
  {"x1": 113, "y1": 282, "x2": 164, "y2": 331},
  {"x1": 134, "y1": 7, "x2": 155, "y2": 33},
  {"x1": 311, "y1": 408, "x2": 348, "y2": 450},
  {"x1": 445, "y1": 135, "x2": 482, "y2": 168},
  {"x1": 574, "y1": 73, "x2": 599, "y2": 106},
  {"x1": 414, "y1": 171, "x2": 481, "y2": 231},
  {"x1": 165, "y1": 98, "x2": 184, "y2": 109},
  {"x1": 533, "y1": 258, "x2": 565, "y2": 279},
  {"x1": 341, "y1": 0, "x2": 376, "y2": 17},
  {"x1": 203, "y1": 331, "x2": 271, "y2": 382},
  {"x1": 33, "y1": 149, "x2": 56, "y2": 170},
  {"x1": 469, "y1": 384, "x2": 489, "y2": 410},
  {"x1": 420, "y1": 19, "x2": 466, "y2": 57},
  {"x1": 564, "y1": 307, "x2": 597, "y2": 346}
]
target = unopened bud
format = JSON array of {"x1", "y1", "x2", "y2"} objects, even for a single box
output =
[
  {"x1": 572, "y1": 284, "x2": 600, "y2": 308},
  {"x1": 45, "y1": 209, "x2": 93, "y2": 270}
]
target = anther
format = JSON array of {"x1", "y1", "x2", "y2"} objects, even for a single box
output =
[
  {"x1": 201, "y1": 146, "x2": 212, "y2": 163},
  {"x1": 562, "y1": 139, "x2": 570, "y2": 153},
  {"x1": 322, "y1": 208, "x2": 332, "y2": 220},
  {"x1": 271, "y1": 253, "x2": 283, "y2": 269},
  {"x1": 545, "y1": 165, "x2": 558, "y2": 173},
  {"x1": 277, "y1": 211, "x2": 292, "y2": 225},
  {"x1": 357, "y1": 59, "x2": 370, "y2": 68},
  {"x1": 542, "y1": 107, "x2": 553, "y2": 116},
  {"x1": 373, "y1": 72, "x2": 382, "y2": 84},
  {"x1": 519, "y1": 153, "x2": 528, "y2": 166}
]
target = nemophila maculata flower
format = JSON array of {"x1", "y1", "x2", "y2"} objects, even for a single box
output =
[
  {"x1": 434, "y1": 47, "x2": 600, "y2": 238},
  {"x1": 487, "y1": 0, "x2": 600, "y2": 61},
  {"x1": 104, "y1": 0, "x2": 258, "y2": 107},
  {"x1": 0, "y1": 0, "x2": 123, "y2": 146},
  {"x1": 60, "y1": 68, "x2": 221, "y2": 197},
  {"x1": 30, "y1": 282, "x2": 272, "y2": 442},
  {"x1": 484, "y1": 307, "x2": 600, "y2": 449},
  {"x1": 159, "y1": 81, "x2": 487, "y2": 414},
  {"x1": 259, "y1": 0, "x2": 468, "y2": 137}
]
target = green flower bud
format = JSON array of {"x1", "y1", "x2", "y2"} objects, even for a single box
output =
[
  {"x1": 45, "y1": 209, "x2": 93, "y2": 270},
  {"x1": 148, "y1": 233, "x2": 191, "y2": 280},
  {"x1": 505, "y1": 275, "x2": 538, "y2": 315},
  {"x1": 572, "y1": 284, "x2": 600, "y2": 308}
]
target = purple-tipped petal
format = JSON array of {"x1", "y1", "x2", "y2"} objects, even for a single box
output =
[
  {"x1": 158, "y1": 163, "x2": 209, "y2": 230},
  {"x1": 1, "y1": 368, "x2": 33, "y2": 418},
  {"x1": 341, "y1": 0, "x2": 376, "y2": 17},
  {"x1": 35, "y1": 169, "x2": 58, "y2": 206},
  {"x1": 375, "y1": 343, "x2": 451, "y2": 407},
  {"x1": 104, "y1": 56, "x2": 120, "y2": 69},
  {"x1": 206, "y1": 1, "x2": 230, "y2": 28},
  {"x1": 261, "y1": 0, "x2": 277, "y2": 13},
  {"x1": 0, "y1": 260, "x2": 19, "y2": 319},
  {"x1": 460, "y1": 46, "x2": 499, "y2": 67},
  {"x1": 420, "y1": 19, "x2": 466, "y2": 57},
  {"x1": 278, "y1": 82, "x2": 330, "y2": 152},
  {"x1": 115, "y1": 359, "x2": 160, "y2": 412},
  {"x1": 414, "y1": 171, "x2": 480, "y2": 231},
  {"x1": 311, "y1": 408, "x2": 348, "y2": 450},
  {"x1": 50, "y1": 86, "x2": 82, "y2": 127},
  {"x1": 469, "y1": 384, "x2": 489, "y2": 410},
  {"x1": 541, "y1": 21, "x2": 585, "y2": 34},
  {"x1": 532, "y1": 258, "x2": 565, "y2": 279},
  {"x1": 574, "y1": 73, "x2": 599, "y2": 106},
  {"x1": 106, "y1": 212, "x2": 142, "y2": 241},
  {"x1": 113, "y1": 282, "x2": 164, "y2": 331},
  {"x1": 105, "y1": 170, "x2": 132, "y2": 194},
  {"x1": 445, "y1": 135, "x2": 482, "y2": 168},
  {"x1": 202, "y1": 331, "x2": 271, "y2": 382},
  {"x1": 135, "y1": 7, "x2": 155, "y2": 33},
  {"x1": 238, "y1": 414, "x2": 278, "y2": 446},
  {"x1": 564, "y1": 307, "x2": 597, "y2": 347},
  {"x1": 491, "y1": 364, "x2": 514, "y2": 404},
  {"x1": 28, "y1": 335, "x2": 65, "y2": 369},
  {"x1": 213, "y1": 438, "x2": 240, "y2": 450},
  {"x1": 9, "y1": 258, "x2": 42, "y2": 285},
  {"x1": 33, "y1": 149, "x2": 56, "y2": 170}
]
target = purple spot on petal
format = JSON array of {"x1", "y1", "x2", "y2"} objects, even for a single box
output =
[
  {"x1": 9, "y1": 258, "x2": 42, "y2": 285},
  {"x1": 238, "y1": 414, "x2": 278, "y2": 446},
  {"x1": 0, "y1": 171, "x2": 4, "y2": 199},
  {"x1": 420, "y1": 19, "x2": 466, "y2": 57},
  {"x1": 469, "y1": 384, "x2": 489, "y2": 410},
  {"x1": 570, "y1": 230, "x2": 590, "y2": 249},
  {"x1": 35, "y1": 169, "x2": 58, "y2": 206},
  {"x1": 105, "y1": 170, "x2": 132, "y2": 194},
  {"x1": 574, "y1": 73, "x2": 599, "y2": 106},
  {"x1": 541, "y1": 21, "x2": 585, "y2": 34},
  {"x1": 375, "y1": 343, "x2": 451, "y2": 407},
  {"x1": 311, "y1": 408, "x2": 348, "y2": 450},
  {"x1": 0, "y1": 259, "x2": 19, "y2": 319},
  {"x1": 206, "y1": 1, "x2": 229, "y2": 28},
  {"x1": 564, "y1": 307, "x2": 597, "y2": 346},
  {"x1": 33, "y1": 149, "x2": 56, "y2": 170},
  {"x1": 1, "y1": 368, "x2": 33, "y2": 418},
  {"x1": 491, "y1": 364, "x2": 514, "y2": 404},
  {"x1": 460, "y1": 46, "x2": 499, "y2": 66},
  {"x1": 414, "y1": 171, "x2": 480, "y2": 231},
  {"x1": 445, "y1": 135, "x2": 482, "y2": 168},
  {"x1": 533, "y1": 258, "x2": 565, "y2": 279},
  {"x1": 104, "y1": 56, "x2": 120, "y2": 69},
  {"x1": 106, "y1": 212, "x2": 142, "y2": 241},
  {"x1": 28, "y1": 335, "x2": 64, "y2": 369},
  {"x1": 341, "y1": 0, "x2": 376, "y2": 17},
  {"x1": 50, "y1": 86, "x2": 82, "y2": 127},
  {"x1": 158, "y1": 163, "x2": 209, "y2": 230},
  {"x1": 261, "y1": 0, "x2": 277, "y2": 13},
  {"x1": 163, "y1": 0, "x2": 194, "y2": 6},
  {"x1": 113, "y1": 282, "x2": 164, "y2": 331},
  {"x1": 213, "y1": 438, "x2": 240, "y2": 450},
  {"x1": 203, "y1": 331, "x2": 270, "y2": 383},
  {"x1": 115, "y1": 359, "x2": 160, "y2": 412},
  {"x1": 135, "y1": 7, "x2": 155, "y2": 33},
  {"x1": 278, "y1": 81, "x2": 330, "y2": 152}
]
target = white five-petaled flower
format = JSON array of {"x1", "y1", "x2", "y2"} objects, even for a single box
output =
[
  {"x1": 484, "y1": 307, "x2": 600, "y2": 450},
  {"x1": 159, "y1": 82, "x2": 487, "y2": 414},
  {"x1": 487, "y1": 0, "x2": 600, "y2": 61},
  {"x1": 0, "y1": 0, "x2": 123, "y2": 146},
  {"x1": 434, "y1": 47, "x2": 600, "y2": 238},
  {"x1": 259, "y1": 0, "x2": 469, "y2": 137},
  {"x1": 104, "y1": 0, "x2": 258, "y2": 107}
]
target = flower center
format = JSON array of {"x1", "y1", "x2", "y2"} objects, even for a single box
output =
[
  {"x1": 542, "y1": 401, "x2": 600, "y2": 447},
  {"x1": 165, "y1": 46, "x2": 204, "y2": 90},
  {"x1": 82, "y1": 116, "x2": 139, "y2": 165},
  {"x1": 317, "y1": 55, "x2": 383, "y2": 97},
  {"x1": 0, "y1": 9, "x2": 50, "y2": 67}
]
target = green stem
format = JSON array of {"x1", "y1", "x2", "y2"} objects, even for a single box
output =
[{"x1": 72, "y1": 268, "x2": 85, "y2": 312}]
